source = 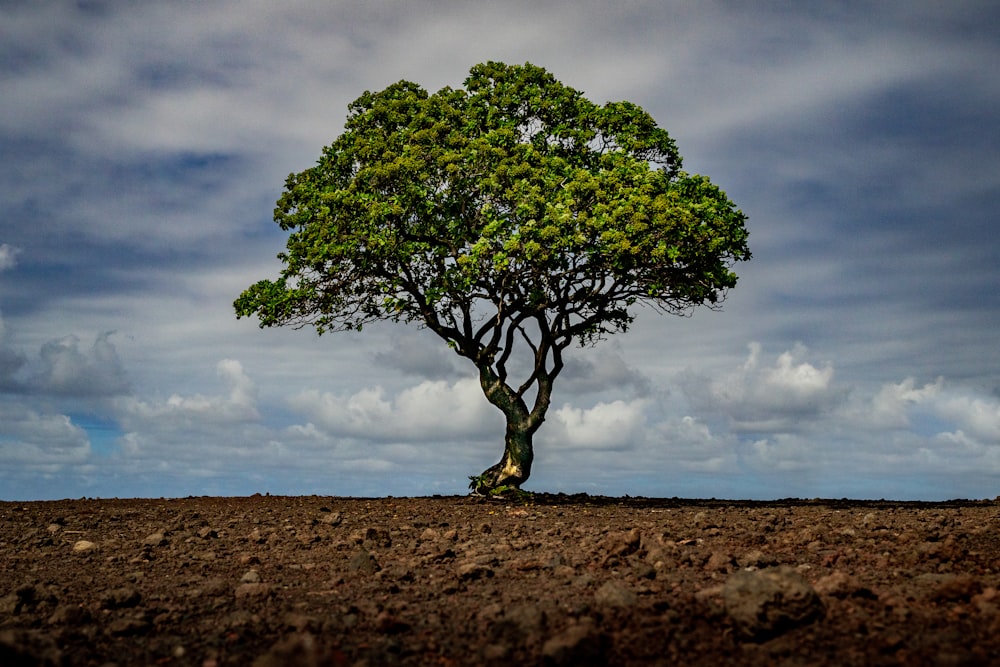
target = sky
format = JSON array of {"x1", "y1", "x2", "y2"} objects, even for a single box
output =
[{"x1": 1, "y1": 1, "x2": 999, "y2": 501}]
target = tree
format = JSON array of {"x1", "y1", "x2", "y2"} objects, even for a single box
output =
[{"x1": 235, "y1": 62, "x2": 750, "y2": 494}]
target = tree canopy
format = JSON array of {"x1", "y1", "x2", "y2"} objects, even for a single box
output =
[{"x1": 235, "y1": 61, "x2": 750, "y2": 493}]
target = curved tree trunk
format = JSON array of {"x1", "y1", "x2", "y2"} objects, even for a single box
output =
[
  {"x1": 471, "y1": 364, "x2": 550, "y2": 494},
  {"x1": 472, "y1": 416, "x2": 536, "y2": 493}
]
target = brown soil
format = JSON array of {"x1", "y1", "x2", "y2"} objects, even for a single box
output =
[{"x1": 2, "y1": 494, "x2": 999, "y2": 666}]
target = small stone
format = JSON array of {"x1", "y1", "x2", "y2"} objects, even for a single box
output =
[
  {"x1": 594, "y1": 581, "x2": 637, "y2": 607},
  {"x1": 46, "y1": 524, "x2": 61, "y2": 534},
  {"x1": 320, "y1": 511, "x2": 343, "y2": 526},
  {"x1": 72, "y1": 540, "x2": 96, "y2": 553},
  {"x1": 240, "y1": 570, "x2": 261, "y2": 584},
  {"x1": 143, "y1": 532, "x2": 167, "y2": 547}
]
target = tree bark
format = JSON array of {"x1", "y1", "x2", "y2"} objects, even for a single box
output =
[
  {"x1": 471, "y1": 364, "x2": 547, "y2": 494},
  {"x1": 472, "y1": 417, "x2": 535, "y2": 493}
]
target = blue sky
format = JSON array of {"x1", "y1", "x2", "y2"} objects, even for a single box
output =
[{"x1": 1, "y1": 1, "x2": 999, "y2": 500}]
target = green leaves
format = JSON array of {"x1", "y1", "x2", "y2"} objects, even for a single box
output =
[{"x1": 236, "y1": 60, "x2": 750, "y2": 355}]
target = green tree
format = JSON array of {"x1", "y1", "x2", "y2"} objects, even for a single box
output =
[{"x1": 235, "y1": 62, "x2": 750, "y2": 494}]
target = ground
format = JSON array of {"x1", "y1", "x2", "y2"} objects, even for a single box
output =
[{"x1": 2, "y1": 494, "x2": 999, "y2": 666}]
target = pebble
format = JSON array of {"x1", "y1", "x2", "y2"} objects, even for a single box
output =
[{"x1": 72, "y1": 540, "x2": 96, "y2": 553}]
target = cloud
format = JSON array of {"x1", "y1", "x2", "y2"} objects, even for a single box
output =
[
  {"x1": 559, "y1": 348, "x2": 652, "y2": 397},
  {"x1": 863, "y1": 377, "x2": 944, "y2": 429},
  {"x1": 292, "y1": 377, "x2": 501, "y2": 443},
  {"x1": 117, "y1": 358, "x2": 258, "y2": 427},
  {"x1": 543, "y1": 399, "x2": 648, "y2": 451},
  {"x1": 933, "y1": 391, "x2": 1000, "y2": 444},
  {"x1": 686, "y1": 343, "x2": 844, "y2": 433},
  {"x1": 31, "y1": 332, "x2": 130, "y2": 398},
  {"x1": 0, "y1": 402, "x2": 91, "y2": 469}
]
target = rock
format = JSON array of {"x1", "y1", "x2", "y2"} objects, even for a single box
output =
[
  {"x1": 143, "y1": 531, "x2": 167, "y2": 547},
  {"x1": 319, "y1": 511, "x2": 343, "y2": 526},
  {"x1": 594, "y1": 581, "x2": 637, "y2": 607},
  {"x1": 541, "y1": 618, "x2": 608, "y2": 666},
  {"x1": 723, "y1": 566, "x2": 824, "y2": 641},
  {"x1": 72, "y1": 540, "x2": 96, "y2": 553},
  {"x1": 348, "y1": 548, "x2": 380, "y2": 574},
  {"x1": 241, "y1": 569, "x2": 262, "y2": 584}
]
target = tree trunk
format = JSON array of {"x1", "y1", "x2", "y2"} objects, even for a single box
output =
[
  {"x1": 471, "y1": 364, "x2": 549, "y2": 494},
  {"x1": 471, "y1": 416, "x2": 535, "y2": 493}
]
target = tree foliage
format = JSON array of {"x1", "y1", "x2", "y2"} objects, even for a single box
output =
[{"x1": 235, "y1": 62, "x2": 750, "y2": 490}]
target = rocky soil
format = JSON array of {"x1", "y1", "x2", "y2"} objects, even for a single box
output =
[{"x1": 2, "y1": 494, "x2": 999, "y2": 666}]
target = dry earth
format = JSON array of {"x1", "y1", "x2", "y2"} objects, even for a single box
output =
[{"x1": 2, "y1": 494, "x2": 999, "y2": 666}]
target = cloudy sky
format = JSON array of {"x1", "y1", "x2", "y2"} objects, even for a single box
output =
[{"x1": 2, "y1": 1, "x2": 998, "y2": 501}]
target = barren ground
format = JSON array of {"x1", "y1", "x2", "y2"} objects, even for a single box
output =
[{"x1": 2, "y1": 494, "x2": 999, "y2": 666}]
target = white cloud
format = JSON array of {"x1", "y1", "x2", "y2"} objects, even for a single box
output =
[
  {"x1": 934, "y1": 392, "x2": 1000, "y2": 444},
  {"x1": 865, "y1": 377, "x2": 944, "y2": 429},
  {"x1": 689, "y1": 342, "x2": 842, "y2": 433},
  {"x1": 0, "y1": 403, "x2": 91, "y2": 468},
  {"x1": 292, "y1": 376, "x2": 501, "y2": 442},
  {"x1": 544, "y1": 399, "x2": 648, "y2": 450},
  {"x1": 117, "y1": 358, "x2": 258, "y2": 427}
]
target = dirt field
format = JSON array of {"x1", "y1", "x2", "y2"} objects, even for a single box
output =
[{"x1": 2, "y1": 494, "x2": 999, "y2": 666}]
